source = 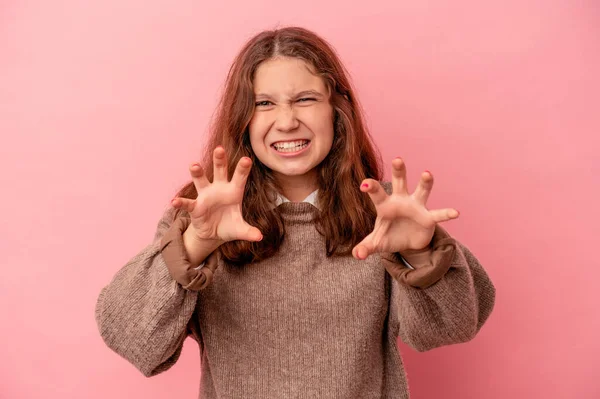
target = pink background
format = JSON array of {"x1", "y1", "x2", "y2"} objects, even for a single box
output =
[{"x1": 1, "y1": 0, "x2": 599, "y2": 398}]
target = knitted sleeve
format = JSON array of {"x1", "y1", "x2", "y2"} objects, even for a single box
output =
[
  {"x1": 94, "y1": 207, "x2": 215, "y2": 377},
  {"x1": 379, "y1": 181, "x2": 496, "y2": 351},
  {"x1": 382, "y1": 237, "x2": 496, "y2": 351}
]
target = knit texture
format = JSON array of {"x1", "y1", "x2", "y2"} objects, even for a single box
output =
[{"x1": 96, "y1": 191, "x2": 495, "y2": 398}]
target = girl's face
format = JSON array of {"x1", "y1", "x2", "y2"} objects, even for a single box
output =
[{"x1": 248, "y1": 57, "x2": 334, "y2": 188}]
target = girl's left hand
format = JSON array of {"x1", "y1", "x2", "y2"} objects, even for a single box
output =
[{"x1": 352, "y1": 158, "x2": 459, "y2": 260}]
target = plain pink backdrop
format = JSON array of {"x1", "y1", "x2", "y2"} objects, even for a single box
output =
[{"x1": 1, "y1": 0, "x2": 599, "y2": 398}]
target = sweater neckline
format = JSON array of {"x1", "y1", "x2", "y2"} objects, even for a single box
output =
[{"x1": 276, "y1": 202, "x2": 320, "y2": 224}]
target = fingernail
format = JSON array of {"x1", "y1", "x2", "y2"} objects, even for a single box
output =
[{"x1": 362, "y1": 183, "x2": 369, "y2": 188}]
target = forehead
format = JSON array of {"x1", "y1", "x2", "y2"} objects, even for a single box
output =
[{"x1": 253, "y1": 57, "x2": 327, "y2": 95}]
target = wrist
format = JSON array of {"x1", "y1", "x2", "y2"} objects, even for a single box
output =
[
  {"x1": 398, "y1": 245, "x2": 434, "y2": 268},
  {"x1": 184, "y1": 224, "x2": 225, "y2": 246},
  {"x1": 183, "y1": 224, "x2": 224, "y2": 266}
]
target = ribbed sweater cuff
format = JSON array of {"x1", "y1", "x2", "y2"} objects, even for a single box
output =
[
  {"x1": 381, "y1": 224, "x2": 457, "y2": 289},
  {"x1": 159, "y1": 217, "x2": 218, "y2": 291}
]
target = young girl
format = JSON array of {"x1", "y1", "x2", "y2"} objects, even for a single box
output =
[{"x1": 96, "y1": 26, "x2": 495, "y2": 398}]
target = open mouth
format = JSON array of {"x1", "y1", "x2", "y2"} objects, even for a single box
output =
[{"x1": 271, "y1": 139, "x2": 310, "y2": 153}]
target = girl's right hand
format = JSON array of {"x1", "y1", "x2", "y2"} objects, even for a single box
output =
[{"x1": 171, "y1": 146, "x2": 263, "y2": 244}]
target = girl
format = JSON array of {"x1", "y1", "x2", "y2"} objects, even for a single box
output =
[{"x1": 96, "y1": 26, "x2": 495, "y2": 398}]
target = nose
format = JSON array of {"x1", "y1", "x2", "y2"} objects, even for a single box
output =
[{"x1": 274, "y1": 105, "x2": 300, "y2": 132}]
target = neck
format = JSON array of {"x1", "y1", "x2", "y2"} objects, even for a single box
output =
[{"x1": 274, "y1": 170, "x2": 318, "y2": 202}]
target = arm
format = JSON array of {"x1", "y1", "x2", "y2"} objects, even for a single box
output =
[
  {"x1": 94, "y1": 207, "x2": 219, "y2": 377},
  {"x1": 382, "y1": 226, "x2": 496, "y2": 352}
]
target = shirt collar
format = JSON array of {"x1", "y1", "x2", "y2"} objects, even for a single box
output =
[{"x1": 275, "y1": 189, "x2": 320, "y2": 209}]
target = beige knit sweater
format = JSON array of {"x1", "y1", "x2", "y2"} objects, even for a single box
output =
[{"x1": 95, "y1": 184, "x2": 495, "y2": 398}]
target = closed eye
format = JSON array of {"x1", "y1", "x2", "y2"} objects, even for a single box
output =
[
  {"x1": 297, "y1": 97, "x2": 316, "y2": 103},
  {"x1": 255, "y1": 100, "x2": 273, "y2": 107}
]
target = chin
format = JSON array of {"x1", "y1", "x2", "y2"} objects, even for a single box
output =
[
  {"x1": 276, "y1": 168, "x2": 311, "y2": 177},
  {"x1": 273, "y1": 164, "x2": 315, "y2": 177}
]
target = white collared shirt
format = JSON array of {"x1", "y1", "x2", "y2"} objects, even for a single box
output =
[{"x1": 275, "y1": 189, "x2": 319, "y2": 209}]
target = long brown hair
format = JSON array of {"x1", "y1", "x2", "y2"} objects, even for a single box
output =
[{"x1": 176, "y1": 26, "x2": 383, "y2": 266}]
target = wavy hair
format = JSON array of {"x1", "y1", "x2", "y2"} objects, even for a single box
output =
[{"x1": 176, "y1": 26, "x2": 383, "y2": 266}]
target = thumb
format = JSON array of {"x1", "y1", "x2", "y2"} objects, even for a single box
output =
[
  {"x1": 240, "y1": 224, "x2": 263, "y2": 242},
  {"x1": 171, "y1": 197, "x2": 196, "y2": 213},
  {"x1": 352, "y1": 237, "x2": 376, "y2": 260}
]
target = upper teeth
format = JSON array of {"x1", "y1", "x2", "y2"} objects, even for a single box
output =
[{"x1": 273, "y1": 140, "x2": 308, "y2": 149}]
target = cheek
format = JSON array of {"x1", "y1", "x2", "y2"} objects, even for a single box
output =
[
  {"x1": 248, "y1": 115, "x2": 265, "y2": 145},
  {"x1": 297, "y1": 106, "x2": 333, "y2": 127},
  {"x1": 307, "y1": 107, "x2": 334, "y2": 138}
]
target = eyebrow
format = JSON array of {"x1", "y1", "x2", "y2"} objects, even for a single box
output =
[{"x1": 254, "y1": 90, "x2": 326, "y2": 100}]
